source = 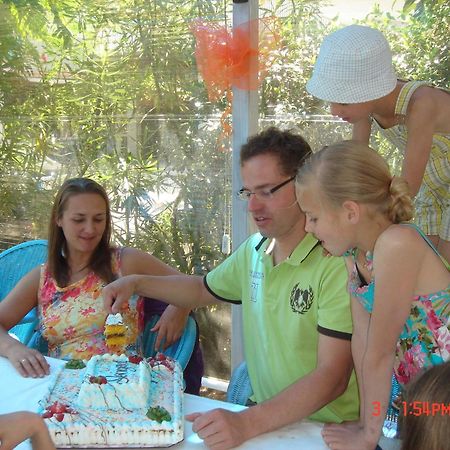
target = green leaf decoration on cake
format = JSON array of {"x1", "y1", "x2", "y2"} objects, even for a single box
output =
[
  {"x1": 65, "y1": 359, "x2": 86, "y2": 369},
  {"x1": 146, "y1": 406, "x2": 171, "y2": 423}
]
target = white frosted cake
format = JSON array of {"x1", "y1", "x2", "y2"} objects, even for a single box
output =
[{"x1": 40, "y1": 353, "x2": 184, "y2": 447}]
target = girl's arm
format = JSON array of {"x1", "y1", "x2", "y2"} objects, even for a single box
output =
[
  {"x1": 343, "y1": 256, "x2": 369, "y2": 423},
  {"x1": 402, "y1": 92, "x2": 436, "y2": 196},
  {"x1": 352, "y1": 117, "x2": 372, "y2": 143},
  {"x1": 360, "y1": 226, "x2": 423, "y2": 446},
  {"x1": 350, "y1": 295, "x2": 370, "y2": 423}
]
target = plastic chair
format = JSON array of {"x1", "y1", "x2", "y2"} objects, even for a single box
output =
[
  {"x1": 141, "y1": 314, "x2": 197, "y2": 370},
  {"x1": 226, "y1": 360, "x2": 253, "y2": 405},
  {"x1": 0, "y1": 239, "x2": 48, "y2": 344}
]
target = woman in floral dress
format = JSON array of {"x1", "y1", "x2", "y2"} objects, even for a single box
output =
[{"x1": 0, "y1": 178, "x2": 191, "y2": 378}]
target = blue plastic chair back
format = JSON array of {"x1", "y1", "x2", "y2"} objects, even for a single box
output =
[
  {"x1": 0, "y1": 239, "x2": 48, "y2": 344},
  {"x1": 141, "y1": 314, "x2": 197, "y2": 370},
  {"x1": 226, "y1": 360, "x2": 253, "y2": 405}
]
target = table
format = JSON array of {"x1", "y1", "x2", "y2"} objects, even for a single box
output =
[{"x1": 0, "y1": 356, "x2": 329, "y2": 450}]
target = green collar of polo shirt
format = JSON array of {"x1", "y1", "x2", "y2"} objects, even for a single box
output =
[{"x1": 254, "y1": 233, "x2": 321, "y2": 266}]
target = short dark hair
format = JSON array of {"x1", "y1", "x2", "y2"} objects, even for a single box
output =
[{"x1": 240, "y1": 127, "x2": 312, "y2": 176}]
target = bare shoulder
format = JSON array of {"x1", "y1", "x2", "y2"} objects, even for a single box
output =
[
  {"x1": 375, "y1": 224, "x2": 425, "y2": 258},
  {"x1": 0, "y1": 265, "x2": 40, "y2": 319},
  {"x1": 408, "y1": 87, "x2": 436, "y2": 115},
  {"x1": 120, "y1": 246, "x2": 157, "y2": 266},
  {"x1": 121, "y1": 246, "x2": 178, "y2": 276},
  {"x1": 377, "y1": 224, "x2": 448, "y2": 276},
  {"x1": 378, "y1": 223, "x2": 419, "y2": 244},
  {"x1": 18, "y1": 265, "x2": 41, "y2": 286},
  {"x1": 120, "y1": 246, "x2": 145, "y2": 259},
  {"x1": 409, "y1": 85, "x2": 450, "y2": 133}
]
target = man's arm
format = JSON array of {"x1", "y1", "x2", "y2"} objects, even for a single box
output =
[
  {"x1": 187, "y1": 333, "x2": 353, "y2": 450},
  {"x1": 103, "y1": 273, "x2": 218, "y2": 313}
]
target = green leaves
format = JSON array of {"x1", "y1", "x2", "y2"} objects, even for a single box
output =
[
  {"x1": 65, "y1": 359, "x2": 86, "y2": 369},
  {"x1": 146, "y1": 406, "x2": 171, "y2": 423}
]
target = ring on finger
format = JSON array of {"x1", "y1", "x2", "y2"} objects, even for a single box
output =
[{"x1": 21, "y1": 358, "x2": 27, "y2": 364}]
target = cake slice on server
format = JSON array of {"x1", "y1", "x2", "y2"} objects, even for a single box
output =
[{"x1": 104, "y1": 312, "x2": 128, "y2": 350}]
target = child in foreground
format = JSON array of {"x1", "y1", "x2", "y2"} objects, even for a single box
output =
[
  {"x1": 307, "y1": 24, "x2": 450, "y2": 263},
  {"x1": 0, "y1": 411, "x2": 55, "y2": 450},
  {"x1": 400, "y1": 361, "x2": 450, "y2": 450},
  {"x1": 295, "y1": 141, "x2": 450, "y2": 450}
]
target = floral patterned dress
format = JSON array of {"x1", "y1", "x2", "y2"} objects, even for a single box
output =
[
  {"x1": 37, "y1": 248, "x2": 143, "y2": 360},
  {"x1": 347, "y1": 224, "x2": 450, "y2": 387}
]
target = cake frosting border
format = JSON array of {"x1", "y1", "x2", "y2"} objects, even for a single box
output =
[{"x1": 40, "y1": 354, "x2": 184, "y2": 448}]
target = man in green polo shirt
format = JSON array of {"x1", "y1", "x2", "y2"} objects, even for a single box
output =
[{"x1": 103, "y1": 127, "x2": 359, "y2": 449}]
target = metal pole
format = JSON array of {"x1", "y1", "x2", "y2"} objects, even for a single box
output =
[{"x1": 231, "y1": 0, "x2": 259, "y2": 371}]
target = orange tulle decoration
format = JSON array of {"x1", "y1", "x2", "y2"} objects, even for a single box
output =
[{"x1": 191, "y1": 18, "x2": 280, "y2": 143}]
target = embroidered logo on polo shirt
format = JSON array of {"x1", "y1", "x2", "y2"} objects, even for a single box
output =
[{"x1": 290, "y1": 284, "x2": 314, "y2": 314}]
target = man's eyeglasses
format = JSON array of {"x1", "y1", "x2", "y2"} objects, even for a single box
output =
[{"x1": 237, "y1": 175, "x2": 296, "y2": 201}]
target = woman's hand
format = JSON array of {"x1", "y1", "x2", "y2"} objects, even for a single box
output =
[
  {"x1": 0, "y1": 411, "x2": 56, "y2": 450},
  {"x1": 151, "y1": 305, "x2": 190, "y2": 351},
  {"x1": 4, "y1": 338, "x2": 49, "y2": 378}
]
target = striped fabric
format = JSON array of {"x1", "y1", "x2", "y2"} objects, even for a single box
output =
[{"x1": 372, "y1": 81, "x2": 450, "y2": 240}]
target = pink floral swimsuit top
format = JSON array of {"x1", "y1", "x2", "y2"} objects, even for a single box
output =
[
  {"x1": 347, "y1": 223, "x2": 450, "y2": 387},
  {"x1": 37, "y1": 248, "x2": 143, "y2": 361}
]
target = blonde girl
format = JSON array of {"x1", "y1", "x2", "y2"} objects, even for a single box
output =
[
  {"x1": 296, "y1": 141, "x2": 450, "y2": 450},
  {"x1": 307, "y1": 25, "x2": 450, "y2": 263}
]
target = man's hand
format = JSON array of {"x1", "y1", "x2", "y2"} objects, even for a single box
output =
[
  {"x1": 103, "y1": 275, "x2": 138, "y2": 313},
  {"x1": 186, "y1": 409, "x2": 250, "y2": 450},
  {"x1": 152, "y1": 305, "x2": 189, "y2": 351}
]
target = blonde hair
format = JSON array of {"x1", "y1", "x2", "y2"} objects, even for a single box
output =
[
  {"x1": 296, "y1": 141, "x2": 414, "y2": 223},
  {"x1": 401, "y1": 362, "x2": 450, "y2": 450}
]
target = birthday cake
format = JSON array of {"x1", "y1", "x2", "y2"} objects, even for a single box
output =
[{"x1": 40, "y1": 353, "x2": 184, "y2": 447}]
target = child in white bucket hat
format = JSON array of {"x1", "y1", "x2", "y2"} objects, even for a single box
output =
[{"x1": 307, "y1": 24, "x2": 450, "y2": 265}]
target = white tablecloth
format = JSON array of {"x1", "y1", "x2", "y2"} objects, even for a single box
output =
[{"x1": 0, "y1": 356, "x2": 331, "y2": 450}]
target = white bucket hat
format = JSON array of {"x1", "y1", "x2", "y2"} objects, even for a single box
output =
[{"x1": 306, "y1": 25, "x2": 397, "y2": 103}]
